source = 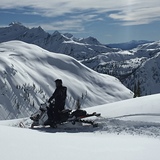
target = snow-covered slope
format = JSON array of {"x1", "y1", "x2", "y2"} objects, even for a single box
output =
[
  {"x1": 0, "y1": 40, "x2": 133, "y2": 120},
  {"x1": 1, "y1": 94, "x2": 160, "y2": 160}
]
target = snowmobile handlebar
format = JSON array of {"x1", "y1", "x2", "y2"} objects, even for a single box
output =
[{"x1": 40, "y1": 100, "x2": 55, "y2": 109}]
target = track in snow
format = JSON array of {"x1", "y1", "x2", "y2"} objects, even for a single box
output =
[{"x1": 7, "y1": 114, "x2": 160, "y2": 138}]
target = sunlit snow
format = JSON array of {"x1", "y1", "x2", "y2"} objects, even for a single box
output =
[{"x1": 1, "y1": 41, "x2": 160, "y2": 160}]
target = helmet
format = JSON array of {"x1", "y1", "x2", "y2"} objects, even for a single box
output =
[{"x1": 55, "y1": 79, "x2": 62, "y2": 85}]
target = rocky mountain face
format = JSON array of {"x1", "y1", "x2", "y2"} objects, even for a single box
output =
[
  {"x1": 82, "y1": 41, "x2": 160, "y2": 96},
  {"x1": 0, "y1": 22, "x2": 159, "y2": 96}
]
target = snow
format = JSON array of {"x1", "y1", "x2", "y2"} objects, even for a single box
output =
[
  {"x1": 1, "y1": 94, "x2": 160, "y2": 160},
  {"x1": 1, "y1": 40, "x2": 160, "y2": 160}
]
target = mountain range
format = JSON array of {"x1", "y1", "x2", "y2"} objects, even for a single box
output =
[
  {"x1": 0, "y1": 22, "x2": 115, "y2": 60},
  {"x1": 107, "y1": 40, "x2": 154, "y2": 50},
  {"x1": 0, "y1": 22, "x2": 159, "y2": 96}
]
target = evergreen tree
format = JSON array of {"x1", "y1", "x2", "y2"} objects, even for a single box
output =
[
  {"x1": 134, "y1": 80, "x2": 141, "y2": 97},
  {"x1": 137, "y1": 80, "x2": 141, "y2": 97}
]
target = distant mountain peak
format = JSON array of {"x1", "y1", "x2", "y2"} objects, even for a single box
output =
[
  {"x1": 63, "y1": 33, "x2": 73, "y2": 38},
  {"x1": 53, "y1": 30, "x2": 60, "y2": 35},
  {"x1": 8, "y1": 22, "x2": 27, "y2": 30},
  {"x1": 9, "y1": 21, "x2": 23, "y2": 26},
  {"x1": 107, "y1": 40, "x2": 154, "y2": 50},
  {"x1": 79, "y1": 36, "x2": 101, "y2": 45}
]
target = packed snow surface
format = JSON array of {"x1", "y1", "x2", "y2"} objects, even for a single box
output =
[{"x1": 1, "y1": 94, "x2": 160, "y2": 160}]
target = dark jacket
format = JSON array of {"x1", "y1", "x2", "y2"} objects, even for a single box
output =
[{"x1": 48, "y1": 86, "x2": 67, "y2": 111}]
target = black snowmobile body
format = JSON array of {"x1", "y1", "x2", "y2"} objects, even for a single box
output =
[{"x1": 30, "y1": 103, "x2": 101, "y2": 128}]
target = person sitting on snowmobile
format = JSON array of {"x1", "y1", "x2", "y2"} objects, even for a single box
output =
[{"x1": 44, "y1": 79, "x2": 67, "y2": 127}]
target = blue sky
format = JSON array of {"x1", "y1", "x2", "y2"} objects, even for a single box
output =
[{"x1": 0, "y1": 0, "x2": 160, "y2": 44}]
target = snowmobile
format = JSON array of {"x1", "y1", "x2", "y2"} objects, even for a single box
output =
[{"x1": 30, "y1": 102, "x2": 101, "y2": 129}]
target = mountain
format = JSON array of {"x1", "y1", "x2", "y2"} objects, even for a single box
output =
[
  {"x1": 0, "y1": 22, "x2": 115, "y2": 60},
  {"x1": 0, "y1": 40, "x2": 133, "y2": 120},
  {"x1": 107, "y1": 40, "x2": 154, "y2": 50},
  {"x1": 82, "y1": 41, "x2": 160, "y2": 96},
  {"x1": 0, "y1": 22, "x2": 159, "y2": 97}
]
